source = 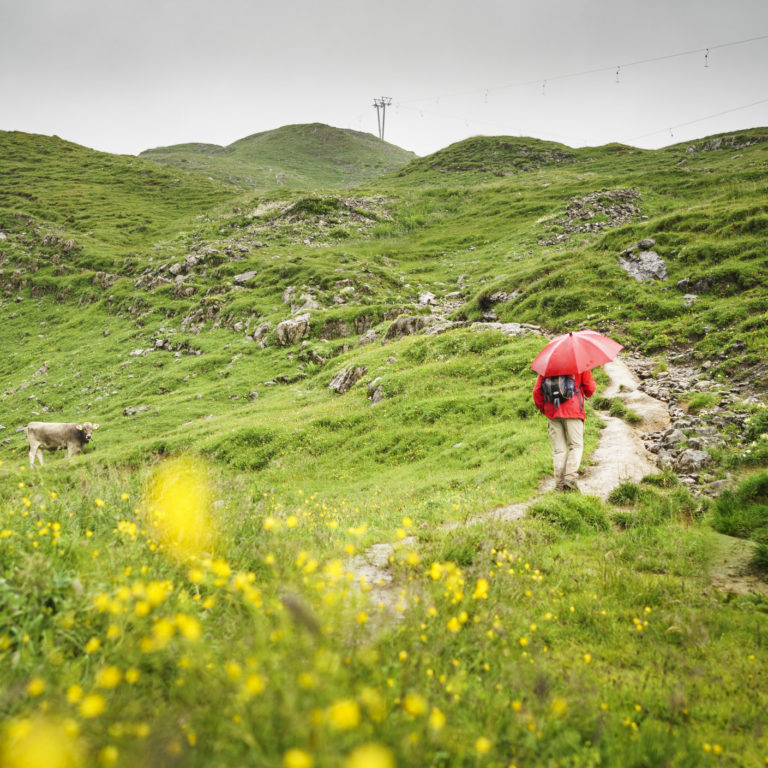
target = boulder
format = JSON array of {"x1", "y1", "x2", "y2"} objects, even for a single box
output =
[
  {"x1": 292, "y1": 294, "x2": 322, "y2": 313},
  {"x1": 418, "y1": 291, "x2": 437, "y2": 306},
  {"x1": 470, "y1": 322, "x2": 539, "y2": 337},
  {"x1": 384, "y1": 315, "x2": 434, "y2": 340},
  {"x1": 656, "y1": 449, "x2": 675, "y2": 470},
  {"x1": 618, "y1": 250, "x2": 667, "y2": 282},
  {"x1": 329, "y1": 366, "x2": 367, "y2": 394},
  {"x1": 321, "y1": 319, "x2": 351, "y2": 339},
  {"x1": 276, "y1": 314, "x2": 310, "y2": 346},
  {"x1": 675, "y1": 449, "x2": 711, "y2": 473},
  {"x1": 253, "y1": 322, "x2": 271, "y2": 347},
  {"x1": 662, "y1": 428, "x2": 687, "y2": 447},
  {"x1": 233, "y1": 270, "x2": 258, "y2": 285},
  {"x1": 488, "y1": 291, "x2": 519, "y2": 303},
  {"x1": 124, "y1": 406, "x2": 150, "y2": 416},
  {"x1": 358, "y1": 329, "x2": 378, "y2": 346},
  {"x1": 676, "y1": 276, "x2": 713, "y2": 294},
  {"x1": 368, "y1": 377, "x2": 383, "y2": 398}
]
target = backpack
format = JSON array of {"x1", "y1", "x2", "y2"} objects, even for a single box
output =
[{"x1": 541, "y1": 375, "x2": 577, "y2": 409}]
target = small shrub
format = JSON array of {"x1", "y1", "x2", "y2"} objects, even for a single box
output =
[
  {"x1": 641, "y1": 471, "x2": 679, "y2": 488},
  {"x1": 529, "y1": 494, "x2": 611, "y2": 534},
  {"x1": 205, "y1": 426, "x2": 281, "y2": 470},
  {"x1": 611, "y1": 486, "x2": 700, "y2": 529},
  {"x1": 608, "y1": 482, "x2": 643, "y2": 506},
  {"x1": 288, "y1": 197, "x2": 340, "y2": 217},
  {"x1": 749, "y1": 543, "x2": 768, "y2": 580},
  {"x1": 710, "y1": 469, "x2": 768, "y2": 543},
  {"x1": 610, "y1": 400, "x2": 642, "y2": 425},
  {"x1": 440, "y1": 538, "x2": 479, "y2": 567},
  {"x1": 681, "y1": 392, "x2": 718, "y2": 414},
  {"x1": 594, "y1": 396, "x2": 642, "y2": 425},
  {"x1": 745, "y1": 408, "x2": 768, "y2": 442}
]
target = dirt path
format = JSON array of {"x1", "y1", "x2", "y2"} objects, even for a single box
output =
[
  {"x1": 709, "y1": 532, "x2": 768, "y2": 597},
  {"x1": 350, "y1": 356, "x2": 667, "y2": 606},
  {"x1": 348, "y1": 355, "x2": 767, "y2": 608},
  {"x1": 479, "y1": 357, "x2": 667, "y2": 524}
]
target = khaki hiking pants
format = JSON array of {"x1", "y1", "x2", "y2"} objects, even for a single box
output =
[{"x1": 547, "y1": 418, "x2": 584, "y2": 488}]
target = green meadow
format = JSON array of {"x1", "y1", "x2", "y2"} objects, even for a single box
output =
[{"x1": 0, "y1": 125, "x2": 766, "y2": 767}]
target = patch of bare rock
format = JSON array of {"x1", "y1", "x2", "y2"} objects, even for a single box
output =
[
  {"x1": 539, "y1": 189, "x2": 645, "y2": 245},
  {"x1": 623, "y1": 353, "x2": 758, "y2": 495}
]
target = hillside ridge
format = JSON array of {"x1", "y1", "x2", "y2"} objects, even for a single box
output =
[
  {"x1": 139, "y1": 122, "x2": 416, "y2": 191},
  {"x1": 1, "y1": 123, "x2": 768, "y2": 767}
]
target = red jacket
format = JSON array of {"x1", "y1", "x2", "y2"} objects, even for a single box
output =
[{"x1": 533, "y1": 370, "x2": 596, "y2": 421}]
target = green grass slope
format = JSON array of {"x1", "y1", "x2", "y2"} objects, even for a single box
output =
[
  {"x1": 0, "y1": 127, "x2": 767, "y2": 767},
  {"x1": 140, "y1": 123, "x2": 417, "y2": 190},
  {"x1": 0, "y1": 132, "x2": 238, "y2": 250}
]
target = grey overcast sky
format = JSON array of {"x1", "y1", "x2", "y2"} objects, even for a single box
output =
[{"x1": 2, "y1": 0, "x2": 768, "y2": 157}]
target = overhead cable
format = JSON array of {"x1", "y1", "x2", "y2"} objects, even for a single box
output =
[{"x1": 397, "y1": 33, "x2": 768, "y2": 106}]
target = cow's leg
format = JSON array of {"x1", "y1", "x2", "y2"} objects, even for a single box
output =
[
  {"x1": 37, "y1": 449, "x2": 44, "y2": 467},
  {"x1": 29, "y1": 440, "x2": 40, "y2": 468}
]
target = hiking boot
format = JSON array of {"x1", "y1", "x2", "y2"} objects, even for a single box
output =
[{"x1": 562, "y1": 481, "x2": 580, "y2": 493}]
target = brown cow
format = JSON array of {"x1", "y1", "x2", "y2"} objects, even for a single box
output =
[{"x1": 25, "y1": 422, "x2": 100, "y2": 467}]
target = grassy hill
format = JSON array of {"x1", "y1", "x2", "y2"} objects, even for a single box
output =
[
  {"x1": 0, "y1": 127, "x2": 767, "y2": 766},
  {"x1": 139, "y1": 123, "x2": 417, "y2": 190}
]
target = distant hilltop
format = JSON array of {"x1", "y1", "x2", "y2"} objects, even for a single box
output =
[{"x1": 139, "y1": 123, "x2": 417, "y2": 191}]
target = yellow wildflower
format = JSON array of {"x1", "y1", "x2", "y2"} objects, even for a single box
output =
[
  {"x1": 26, "y1": 678, "x2": 45, "y2": 698},
  {"x1": 176, "y1": 614, "x2": 202, "y2": 641},
  {"x1": 152, "y1": 618, "x2": 175, "y2": 647},
  {"x1": 95, "y1": 665, "x2": 122, "y2": 689},
  {"x1": 84, "y1": 637, "x2": 101, "y2": 654},
  {"x1": 284, "y1": 748, "x2": 314, "y2": 768},
  {"x1": 98, "y1": 745, "x2": 119, "y2": 766},
  {"x1": 403, "y1": 693, "x2": 427, "y2": 717},
  {"x1": 125, "y1": 669, "x2": 141, "y2": 684},
  {"x1": 475, "y1": 737, "x2": 492, "y2": 755},
  {"x1": 243, "y1": 674, "x2": 266, "y2": 697},
  {"x1": 66, "y1": 684, "x2": 83, "y2": 703},
  {"x1": 79, "y1": 693, "x2": 107, "y2": 718},
  {"x1": 328, "y1": 699, "x2": 361, "y2": 730},
  {"x1": 472, "y1": 578, "x2": 489, "y2": 600},
  {"x1": 429, "y1": 707, "x2": 446, "y2": 731},
  {"x1": 551, "y1": 697, "x2": 568, "y2": 715},
  {"x1": 342, "y1": 743, "x2": 394, "y2": 768},
  {"x1": 0, "y1": 716, "x2": 82, "y2": 768},
  {"x1": 143, "y1": 456, "x2": 217, "y2": 561}
]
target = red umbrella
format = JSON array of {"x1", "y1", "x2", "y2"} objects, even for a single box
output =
[{"x1": 530, "y1": 329, "x2": 623, "y2": 376}]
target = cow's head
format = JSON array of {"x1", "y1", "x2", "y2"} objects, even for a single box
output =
[{"x1": 75, "y1": 422, "x2": 100, "y2": 442}]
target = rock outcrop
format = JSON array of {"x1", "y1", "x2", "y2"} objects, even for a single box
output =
[
  {"x1": 329, "y1": 366, "x2": 367, "y2": 394},
  {"x1": 275, "y1": 313, "x2": 310, "y2": 346},
  {"x1": 618, "y1": 239, "x2": 667, "y2": 282}
]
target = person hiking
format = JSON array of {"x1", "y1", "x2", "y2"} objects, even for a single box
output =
[
  {"x1": 532, "y1": 371, "x2": 596, "y2": 492},
  {"x1": 529, "y1": 329, "x2": 623, "y2": 492}
]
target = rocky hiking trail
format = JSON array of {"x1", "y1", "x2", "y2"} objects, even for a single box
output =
[{"x1": 348, "y1": 347, "x2": 768, "y2": 613}]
